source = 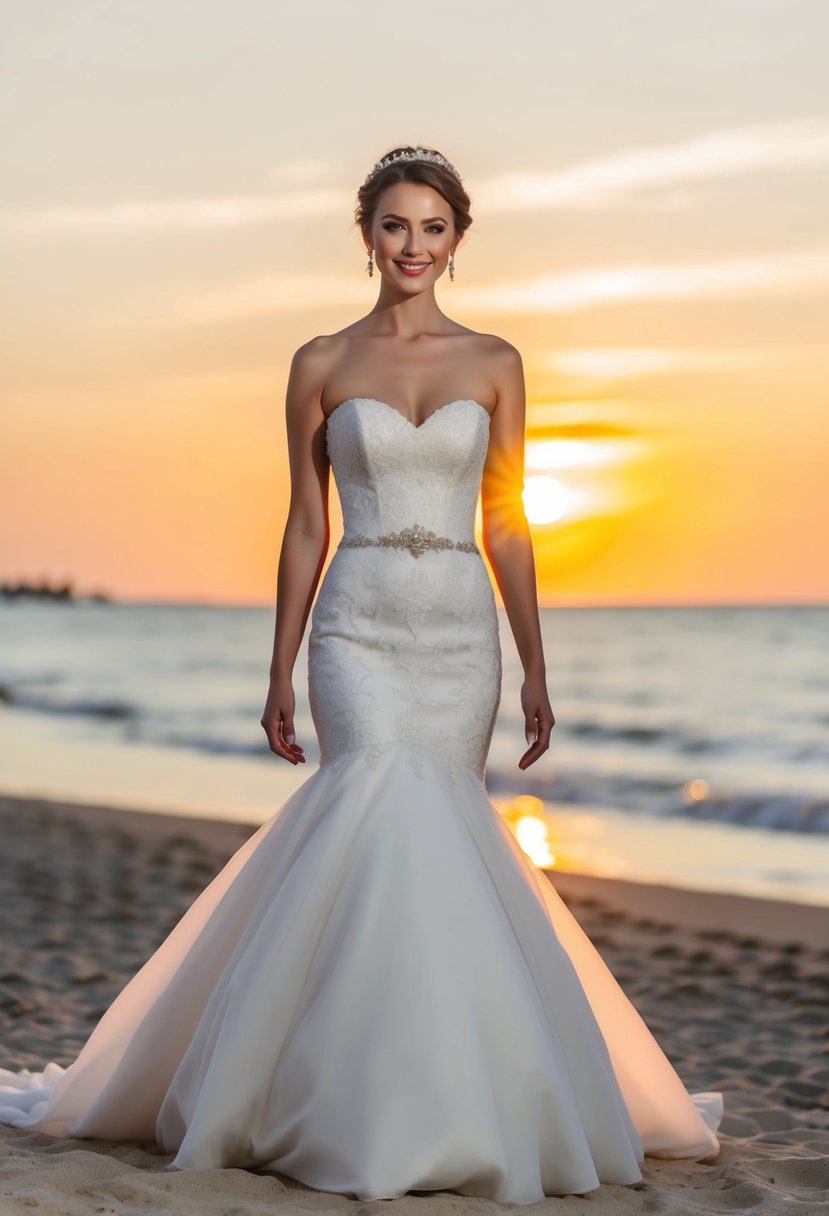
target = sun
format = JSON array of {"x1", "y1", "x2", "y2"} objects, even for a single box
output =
[{"x1": 522, "y1": 474, "x2": 568, "y2": 524}]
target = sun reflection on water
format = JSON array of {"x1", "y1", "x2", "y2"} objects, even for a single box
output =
[{"x1": 496, "y1": 794, "x2": 558, "y2": 867}]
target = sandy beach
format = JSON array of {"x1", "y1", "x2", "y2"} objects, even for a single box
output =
[{"x1": 0, "y1": 790, "x2": 827, "y2": 1215}]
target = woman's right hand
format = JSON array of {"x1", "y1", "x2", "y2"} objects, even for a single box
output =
[{"x1": 260, "y1": 677, "x2": 306, "y2": 764}]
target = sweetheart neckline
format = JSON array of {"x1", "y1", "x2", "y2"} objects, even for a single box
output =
[{"x1": 325, "y1": 397, "x2": 491, "y2": 432}]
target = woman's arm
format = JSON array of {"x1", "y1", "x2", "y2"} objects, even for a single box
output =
[
  {"x1": 261, "y1": 340, "x2": 330, "y2": 764},
  {"x1": 481, "y1": 342, "x2": 556, "y2": 770}
]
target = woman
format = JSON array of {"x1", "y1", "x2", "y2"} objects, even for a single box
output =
[{"x1": 0, "y1": 145, "x2": 723, "y2": 1204}]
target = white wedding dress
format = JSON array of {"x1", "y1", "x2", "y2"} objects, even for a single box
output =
[{"x1": 0, "y1": 396, "x2": 723, "y2": 1204}]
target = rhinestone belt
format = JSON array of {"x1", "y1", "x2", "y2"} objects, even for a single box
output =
[{"x1": 338, "y1": 523, "x2": 480, "y2": 559}]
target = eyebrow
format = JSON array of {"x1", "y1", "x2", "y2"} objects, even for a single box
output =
[{"x1": 380, "y1": 212, "x2": 449, "y2": 223}]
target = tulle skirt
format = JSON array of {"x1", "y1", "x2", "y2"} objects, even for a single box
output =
[{"x1": 0, "y1": 739, "x2": 722, "y2": 1204}]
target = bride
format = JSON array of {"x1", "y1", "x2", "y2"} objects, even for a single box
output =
[{"x1": 0, "y1": 144, "x2": 723, "y2": 1204}]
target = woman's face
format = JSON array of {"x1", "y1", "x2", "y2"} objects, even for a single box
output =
[{"x1": 366, "y1": 180, "x2": 456, "y2": 289}]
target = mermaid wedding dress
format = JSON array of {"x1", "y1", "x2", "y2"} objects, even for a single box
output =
[{"x1": 0, "y1": 395, "x2": 723, "y2": 1203}]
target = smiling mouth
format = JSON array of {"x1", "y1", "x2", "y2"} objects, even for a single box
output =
[{"x1": 395, "y1": 261, "x2": 432, "y2": 272}]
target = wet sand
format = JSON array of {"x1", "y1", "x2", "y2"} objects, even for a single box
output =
[{"x1": 1, "y1": 791, "x2": 827, "y2": 1214}]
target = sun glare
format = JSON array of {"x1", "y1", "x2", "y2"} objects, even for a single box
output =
[{"x1": 522, "y1": 475, "x2": 568, "y2": 524}]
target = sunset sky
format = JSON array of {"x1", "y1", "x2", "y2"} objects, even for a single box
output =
[{"x1": 2, "y1": 1, "x2": 827, "y2": 606}]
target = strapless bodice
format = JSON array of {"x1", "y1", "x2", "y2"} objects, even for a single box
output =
[{"x1": 325, "y1": 398, "x2": 491, "y2": 543}]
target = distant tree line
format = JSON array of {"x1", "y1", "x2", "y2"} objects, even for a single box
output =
[{"x1": 0, "y1": 578, "x2": 111, "y2": 602}]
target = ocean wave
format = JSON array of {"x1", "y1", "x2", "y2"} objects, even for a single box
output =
[{"x1": 485, "y1": 763, "x2": 829, "y2": 836}]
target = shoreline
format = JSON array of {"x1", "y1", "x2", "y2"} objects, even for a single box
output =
[
  {"x1": 1, "y1": 789, "x2": 827, "y2": 1214},
  {"x1": 4, "y1": 789, "x2": 827, "y2": 941}
]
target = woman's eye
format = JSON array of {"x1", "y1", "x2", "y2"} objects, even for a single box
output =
[{"x1": 382, "y1": 222, "x2": 445, "y2": 233}]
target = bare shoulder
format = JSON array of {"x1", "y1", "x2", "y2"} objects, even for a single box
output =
[
  {"x1": 297, "y1": 318, "x2": 369, "y2": 355},
  {"x1": 287, "y1": 332, "x2": 350, "y2": 403},
  {"x1": 290, "y1": 332, "x2": 344, "y2": 373},
  {"x1": 484, "y1": 333, "x2": 523, "y2": 366},
  {"x1": 464, "y1": 329, "x2": 523, "y2": 367},
  {"x1": 467, "y1": 332, "x2": 524, "y2": 407}
]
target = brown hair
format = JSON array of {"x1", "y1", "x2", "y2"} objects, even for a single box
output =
[{"x1": 355, "y1": 145, "x2": 473, "y2": 245}]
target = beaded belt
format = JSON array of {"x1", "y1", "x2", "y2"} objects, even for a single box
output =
[{"x1": 338, "y1": 523, "x2": 480, "y2": 559}]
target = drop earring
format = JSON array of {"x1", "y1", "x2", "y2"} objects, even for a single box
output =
[
  {"x1": 449, "y1": 252, "x2": 455, "y2": 282},
  {"x1": 366, "y1": 248, "x2": 374, "y2": 277}
]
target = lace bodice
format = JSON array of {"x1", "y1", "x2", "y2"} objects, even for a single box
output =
[
  {"x1": 308, "y1": 395, "x2": 502, "y2": 787},
  {"x1": 325, "y1": 398, "x2": 491, "y2": 542}
]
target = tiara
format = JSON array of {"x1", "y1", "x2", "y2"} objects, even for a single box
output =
[{"x1": 362, "y1": 147, "x2": 461, "y2": 187}]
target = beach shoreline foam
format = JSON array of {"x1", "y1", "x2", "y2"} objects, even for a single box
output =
[{"x1": 1, "y1": 790, "x2": 827, "y2": 1214}]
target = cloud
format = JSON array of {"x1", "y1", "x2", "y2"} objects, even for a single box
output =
[
  {"x1": 477, "y1": 117, "x2": 829, "y2": 211},
  {"x1": 3, "y1": 188, "x2": 349, "y2": 236},
  {"x1": 452, "y1": 245, "x2": 829, "y2": 313},
  {"x1": 540, "y1": 345, "x2": 829, "y2": 379},
  {"x1": 4, "y1": 118, "x2": 829, "y2": 237}
]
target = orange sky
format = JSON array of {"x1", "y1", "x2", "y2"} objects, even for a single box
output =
[{"x1": 2, "y1": 3, "x2": 828, "y2": 606}]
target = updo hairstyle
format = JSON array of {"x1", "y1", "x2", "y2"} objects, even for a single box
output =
[{"x1": 354, "y1": 144, "x2": 473, "y2": 245}]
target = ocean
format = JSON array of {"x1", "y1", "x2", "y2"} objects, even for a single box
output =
[{"x1": 2, "y1": 600, "x2": 828, "y2": 908}]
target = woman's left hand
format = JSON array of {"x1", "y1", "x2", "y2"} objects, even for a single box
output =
[{"x1": 519, "y1": 674, "x2": 556, "y2": 770}]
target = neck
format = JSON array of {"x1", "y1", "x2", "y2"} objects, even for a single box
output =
[{"x1": 367, "y1": 286, "x2": 448, "y2": 338}]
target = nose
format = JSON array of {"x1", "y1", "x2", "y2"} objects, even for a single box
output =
[{"x1": 402, "y1": 234, "x2": 425, "y2": 257}]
